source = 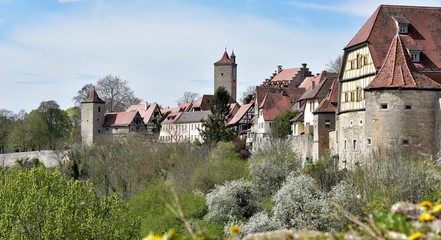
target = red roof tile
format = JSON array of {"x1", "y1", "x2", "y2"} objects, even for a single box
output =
[
  {"x1": 82, "y1": 89, "x2": 105, "y2": 104},
  {"x1": 345, "y1": 5, "x2": 441, "y2": 70},
  {"x1": 103, "y1": 111, "x2": 138, "y2": 127},
  {"x1": 300, "y1": 72, "x2": 337, "y2": 100},
  {"x1": 214, "y1": 51, "x2": 234, "y2": 65},
  {"x1": 126, "y1": 103, "x2": 160, "y2": 125},
  {"x1": 228, "y1": 103, "x2": 253, "y2": 125},
  {"x1": 365, "y1": 35, "x2": 441, "y2": 90},
  {"x1": 313, "y1": 99, "x2": 336, "y2": 114},
  {"x1": 270, "y1": 68, "x2": 301, "y2": 82},
  {"x1": 259, "y1": 88, "x2": 305, "y2": 121}
]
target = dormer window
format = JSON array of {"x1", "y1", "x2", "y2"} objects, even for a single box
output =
[
  {"x1": 392, "y1": 15, "x2": 410, "y2": 34},
  {"x1": 409, "y1": 50, "x2": 421, "y2": 62}
]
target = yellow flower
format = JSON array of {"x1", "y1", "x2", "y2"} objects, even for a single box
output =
[
  {"x1": 419, "y1": 201, "x2": 433, "y2": 210},
  {"x1": 419, "y1": 212, "x2": 435, "y2": 222},
  {"x1": 143, "y1": 233, "x2": 163, "y2": 240},
  {"x1": 433, "y1": 204, "x2": 441, "y2": 213},
  {"x1": 408, "y1": 232, "x2": 423, "y2": 240},
  {"x1": 229, "y1": 225, "x2": 241, "y2": 234},
  {"x1": 165, "y1": 229, "x2": 175, "y2": 240}
]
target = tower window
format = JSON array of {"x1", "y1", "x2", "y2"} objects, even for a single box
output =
[
  {"x1": 402, "y1": 139, "x2": 409, "y2": 145},
  {"x1": 325, "y1": 120, "x2": 330, "y2": 128},
  {"x1": 221, "y1": 73, "x2": 224, "y2": 76},
  {"x1": 353, "y1": 140, "x2": 356, "y2": 149},
  {"x1": 405, "y1": 105, "x2": 412, "y2": 110},
  {"x1": 98, "y1": 107, "x2": 101, "y2": 112},
  {"x1": 381, "y1": 104, "x2": 388, "y2": 109},
  {"x1": 96, "y1": 118, "x2": 99, "y2": 121},
  {"x1": 367, "y1": 138, "x2": 372, "y2": 145}
]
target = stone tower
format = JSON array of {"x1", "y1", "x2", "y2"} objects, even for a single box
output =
[
  {"x1": 214, "y1": 50, "x2": 237, "y2": 101},
  {"x1": 81, "y1": 89, "x2": 106, "y2": 145}
]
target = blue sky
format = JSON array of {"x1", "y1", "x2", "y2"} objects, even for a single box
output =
[{"x1": 1, "y1": 0, "x2": 441, "y2": 113}]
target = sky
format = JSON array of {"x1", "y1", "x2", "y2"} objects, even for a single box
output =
[{"x1": 1, "y1": 0, "x2": 441, "y2": 113}]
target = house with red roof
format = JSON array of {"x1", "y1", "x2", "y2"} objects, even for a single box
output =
[
  {"x1": 228, "y1": 103, "x2": 254, "y2": 136},
  {"x1": 335, "y1": 5, "x2": 441, "y2": 168},
  {"x1": 126, "y1": 103, "x2": 163, "y2": 135}
]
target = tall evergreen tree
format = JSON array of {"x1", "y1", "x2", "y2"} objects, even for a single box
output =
[{"x1": 200, "y1": 86, "x2": 236, "y2": 144}]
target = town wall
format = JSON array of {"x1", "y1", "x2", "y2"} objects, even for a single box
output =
[
  {"x1": 0, "y1": 150, "x2": 65, "y2": 168},
  {"x1": 291, "y1": 134, "x2": 313, "y2": 166},
  {"x1": 337, "y1": 110, "x2": 366, "y2": 169},
  {"x1": 313, "y1": 112, "x2": 335, "y2": 161}
]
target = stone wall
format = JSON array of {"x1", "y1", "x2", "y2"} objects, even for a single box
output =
[
  {"x1": 337, "y1": 110, "x2": 366, "y2": 169},
  {"x1": 291, "y1": 134, "x2": 313, "y2": 166},
  {"x1": 313, "y1": 112, "x2": 335, "y2": 161},
  {"x1": 365, "y1": 89, "x2": 440, "y2": 159},
  {"x1": 0, "y1": 150, "x2": 65, "y2": 168}
]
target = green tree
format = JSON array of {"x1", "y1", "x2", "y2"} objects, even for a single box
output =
[
  {"x1": 66, "y1": 106, "x2": 81, "y2": 144},
  {"x1": 271, "y1": 110, "x2": 297, "y2": 138},
  {"x1": 7, "y1": 111, "x2": 48, "y2": 151},
  {"x1": 37, "y1": 101, "x2": 72, "y2": 150},
  {"x1": 0, "y1": 167, "x2": 140, "y2": 239},
  {"x1": 200, "y1": 86, "x2": 236, "y2": 144},
  {"x1": 0, "y1": 109, "x2": 15, "y2": 153}
]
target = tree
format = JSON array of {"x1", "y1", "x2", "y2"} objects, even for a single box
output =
[
  {"x1": 96, "y1": 75, "x2": 141, "y2": 112},
  {"x1": 241, "y1": 86, "x2": 256, "y2": 104},
  {"x1": 0, "y1": 167, "x2": 140, "y2": 239},
  {"x1": 271, "y1": 110, "x2": 297, "y2": 138},
  {"x1": 37, "y1": 101, "x2": 72, "y2": 150},
  {"x1": 200, "y1": 86, "x2": 236, "y2": 144},
  {"x1": 176, "y1": 91, "x2": 199, "y2": 105},
  {"x1": 8, "y1": 111, "x2": 48, "y2": 151},
  {"x1": 72, "y1": 83, "x2": 95, "y2": 106},
  {"x1": 325, "y1": 54, "x2": 343, "y2": 74},
  {"x1": 0, "y1": 109, "x2": 15, "y2": 153},
  {"x1": 66, "y1": 106, "x2": 81, "y2": 144}
]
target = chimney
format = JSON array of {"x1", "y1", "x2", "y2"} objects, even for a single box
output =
[
  {"x1": 277, "y1": 65, "x2": 283, "y2": 73},
  {"x1": 302, "y1": 63, "x2": 307, "y2": 68},
  {"x1": 144, "y1": 102, "x2": 149, "y2": 111}
]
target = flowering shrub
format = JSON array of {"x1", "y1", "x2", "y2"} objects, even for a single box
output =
[
  {"x1": 205, "y1": 179, "x2": 259, "y2": 224},
  {"x1": 249, "y1": 139, "x2": 301, "y2": 197},
  {"x1": 239, "y1": 212, "x2": 283, "y2": 237},
  {"x1": 272, "y1": 173, "x2": 341, "y2": 232}
]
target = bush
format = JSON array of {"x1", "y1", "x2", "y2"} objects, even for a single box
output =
[
  {"x1": 192, "y1": 142, "x2": 248, "y2": 193},
  {"x1": 239, "y1": 212, "x2": 283, "y2": 238},
  {"x1": 305, "y1": 156, "x2": 346, "y2": 192},
  {"x1": 0, "y1": 167, "x2": 140, "y2": 239},
  {"x1": 272, "y1": 173, "x2": 341, "y2": 232},
  {"x1": 249, "y1": 139, "x2": 301, "y2": 197},
  {"x1": 205, "y1": 179, "x2": 259, "y2": 224}
]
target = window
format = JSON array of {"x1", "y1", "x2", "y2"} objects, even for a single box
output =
[
  {"x1": 399, "y1": 24, "x2": 409, "y2": 34},
  {"x1": 367, "y1": 138, "x2": 372, "y2": 145},
  {"x1": 221, "y1": 73, "x2": 224, "y2": 76},
  {"x1": 410, "y1": 51, "x2": 420, "y2": 62},
  {"x1": 381, "y1": 104, "x2": 388, "y2": 109},
  {"x1": 363, "y1": 55, "x2": 369, "y2": 65},
  {"x1": 353, "y1": 140, "x2": 356, "y2": 149},
  {"x1": 98, "y1": 130, "x2": 101, "y2": 133},
  {"x1": 325, "y1": 120, "x2": 330, "y2": 128},
  {"x1": 98, "y1": 107, "x2": 101, "y2": 112},
  {"x1": 344, "y1": 140, "x2": 347, "y2": 149},
  {"x1": 97, "y1": 118, "x2": 99, "y2": 121},
  {"x1": 405, "y1": 105, "x2": 412, "y2": 110},
  {"x1": 402, "y1": 139, "x2": 409, "y2": 145},
  {"x1": 356, "y1": 54, "x2": 363, "y2": 68},
  {"x1": 344, "y1": 92, "x2": 348, "y2": 102}
]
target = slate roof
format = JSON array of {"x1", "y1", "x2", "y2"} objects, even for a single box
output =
[
  {"x1": 82, "y1": 89, "x2": 105, "y2": 104},
  {"x1": 175, "y1": 111, "x2": 211, "y2": 124},
  {"x1": 365, "y1": 35, "x2": 441, "y2": 90},
  {"x1": 126, "y1": 103, "x2": 160, "y2": 124},
  {"x1": 345, "y1": 5, "x2": 441, "y2": 71},
  {"x1": 103, "y1": 112, "x2": 138, "y2": 127},
  {"x1": 228, "y1": 103, "x2": 253, "y2": 125}
]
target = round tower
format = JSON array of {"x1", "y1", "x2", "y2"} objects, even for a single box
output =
[
  {"x1": 214, "y1": 50, "x2": 237, "y2": 101},
  {"x1": 81, "y1": 89, "x2": 106, "y2": 145}
]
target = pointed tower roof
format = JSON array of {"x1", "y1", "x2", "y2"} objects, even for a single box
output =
[
  {"x1": 365, "y1": 35, "x2": 441, "y2": 90},
  {"x1": 82, "y1": 89, "x2": 105, "y2": 103},
  {"x1": 214, "y1": 51, "x2": 234, "y2": 65}
]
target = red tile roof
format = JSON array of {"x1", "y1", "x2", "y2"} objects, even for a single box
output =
[
  {"x1": 126, "y1": 103, "x2": 160, "y2": 124},
  {"x1": 299, "y1": 75, "x2": 320, "y2": 89},
  {"x1": 345, "y1": 5, "x2": 441, "y2": 71},
  {"x1": 270, "y1": 68, "x2": 301, "y2": 82},
  {"x1": 291, "y1": 111, "x2": 304, "y2": 122},
  {"x1": 103, "y1": 111, "x2": 138, "y2": 127},
  {"x1": 214, "y1": 51, "x2": 234, "y2": 65},
  {"x1": 300, "y1": 72, "x2": 338, "y2": 101},
  {"x1": 365, "y1": 35, "x2": 441, "y2": 90},
  {"x1": 313, "y1": 99, "x2": 336, "y2": 114},
  {"x1": 259, "y1": 88, "x2": 305, "y2": 121},
  {"x1": 82, "y1": 89, "x2": 105, "y2": 104},
  {"x1": 228, "y1": 103, "x2": 253, "y2": 125},
  {"x1": 161, "y1": 112, "x2": 183, "y2": 125}
]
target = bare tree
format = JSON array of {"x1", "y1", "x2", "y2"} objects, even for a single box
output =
[
  {"x1": 325, "y1": 55, "x2": 343, "y2": 75},
  {"x1": 176, "y1": 91, "x2": 199, "y2": 105},
  {"x1": 240, "y1": 86, "x2": 256, "y2": 104},
  {"x1": 73, "y1": 83, "x2": 95, "y2": 106},
  {"x1": 96, "y1": 75, "x2": 142, "y2": 112}
]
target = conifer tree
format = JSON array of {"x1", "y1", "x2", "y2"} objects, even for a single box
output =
[{"x1": 200, "y1": 86, "x2": 236, "y2": 144}]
